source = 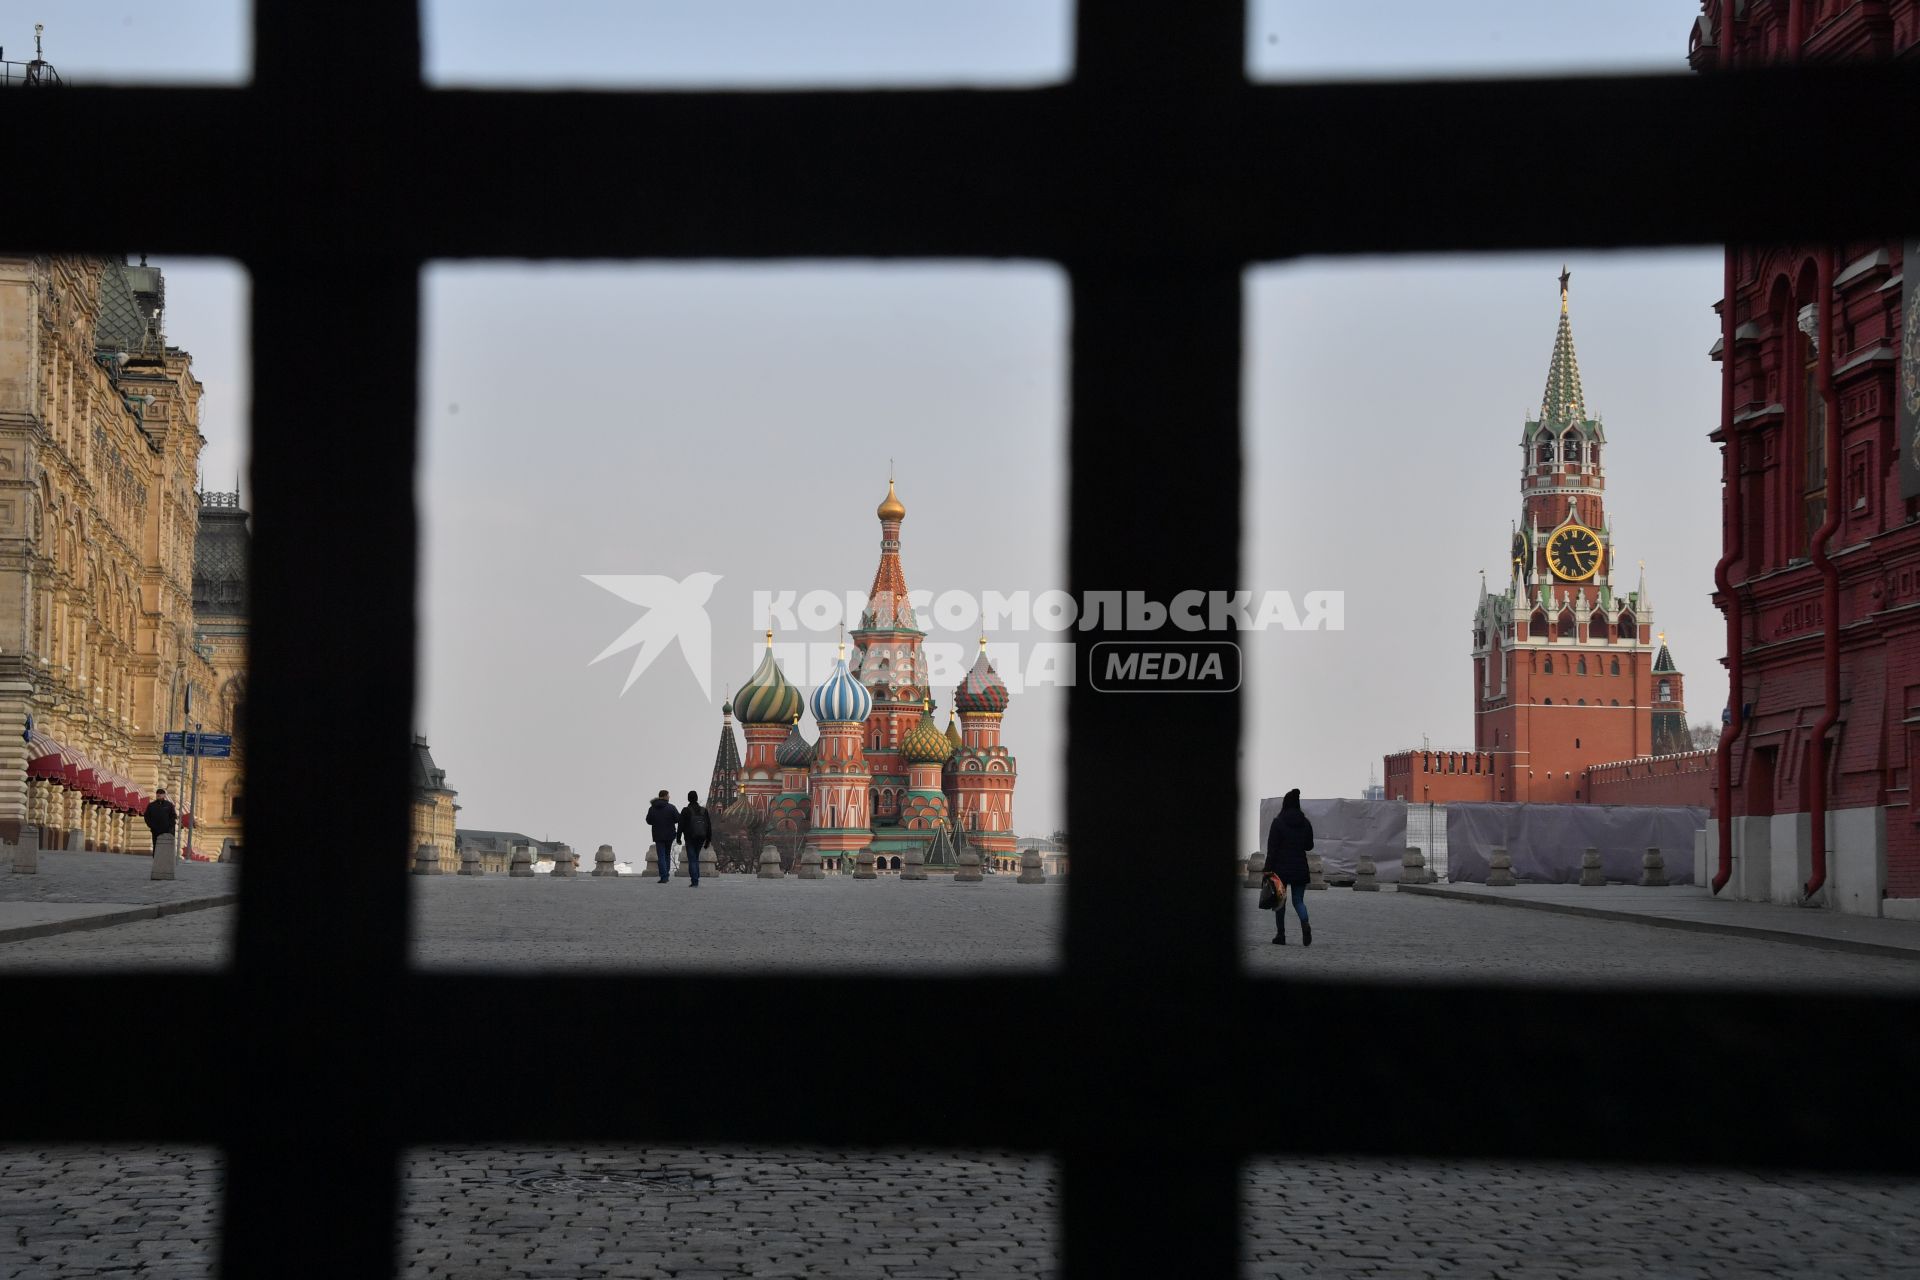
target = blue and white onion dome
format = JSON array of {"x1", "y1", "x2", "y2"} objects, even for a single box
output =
[{"x1": 810, "y1": 643, "x2": 874, "y2": 724}]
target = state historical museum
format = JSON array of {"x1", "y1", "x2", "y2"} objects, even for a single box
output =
[{"x1": 1691, "y1": 0, "x2": 1920, "y2": 918}]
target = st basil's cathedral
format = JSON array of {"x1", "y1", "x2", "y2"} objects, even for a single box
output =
[{"x1": 710, "y1": 481, "x2": 1019, "y2": 871}]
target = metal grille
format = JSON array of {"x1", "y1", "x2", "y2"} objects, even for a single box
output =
[
  {"x1": 1408, "y1": 802, "x2": 1449, "y2": 882},
  {"x1": 6, "y1": 6, "x2": 1920, "y2": 1278}
]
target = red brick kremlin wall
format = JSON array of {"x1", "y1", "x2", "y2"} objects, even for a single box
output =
[
  {"x1": 1383, "y1": 750, "x2": 1497, "y2": 804},
  {"x1": 1585, "y1": 750, "x2": 1716, "y2": 809}
]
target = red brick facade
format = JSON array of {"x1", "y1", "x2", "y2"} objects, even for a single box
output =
[{"x1": 1694, "y1": 1, "x2": 1920, "y2": 904}]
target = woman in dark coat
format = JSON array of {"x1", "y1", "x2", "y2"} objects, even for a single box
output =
[{"x1": 1263, "y1": 789, "x2": 1314, "y2": 946}]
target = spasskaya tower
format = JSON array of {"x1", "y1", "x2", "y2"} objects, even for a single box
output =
[{"x1": 1465, "y1": 271, "x2": 1692, "y2": 803}]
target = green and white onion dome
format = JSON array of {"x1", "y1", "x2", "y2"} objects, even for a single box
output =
[
  {"x1": 776, "y1": 718, "x2": 816, "y2": 768},
  {"x1": 810, "y1": 646, "x2": 873, "y2": 724},
  {"x1": 734, "y1": 631, "x2": 804, "y2": 725}
]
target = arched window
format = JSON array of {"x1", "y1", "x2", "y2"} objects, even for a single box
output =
[
  {"x1": 890, "y1": 855, "x2": 902, "y2": 871},
  {"x1": 1543, "y1": 698, "x2": 1552, "y2": 705},
  {"x1": 1558, "y1": 611, "x2": 1576, "y2": 640},
  {"x1": 1576, "y1": 656, "x2": 1588, "y2": 675},
  {"x1": 1561, "y1": 432, "x2": 1582, "y2": 464},
  {"x1": 1589, "y1": 614, "x2": 1609, "y2": 643},
  {"x1": 1610, "y1": 699, "x2": 1619, "y2": 706},
  {"x1": 1610, "y1": 658, "x2": 1620, "y2": 675},
  {"x1": 1537, "y1": 437, "x2": 1554, "y2": 464},
  {"x1": 1529, "y1": 609, "x2": 1549, "y2": 639},
  {"x1": 1659, "y1": 679, "x2": 1673, "y2": 703},
  {"x1": 1577, "y1": 698, "x2": 1586, "y2": 706},
  {"x1": 1617, "y1": 610, "x2": 1635, "y2": 641},
  {"x1": 1544, "y1": 655, "x2": 1553, "y2": 673}
]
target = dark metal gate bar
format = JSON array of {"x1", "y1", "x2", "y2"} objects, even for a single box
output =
[{"x1": 3, "y1": 3, "x2": 1920, "y2": 1278}]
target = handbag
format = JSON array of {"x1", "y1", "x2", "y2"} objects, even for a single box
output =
[{"x1": 1258, "y1": 874, "x2": 1278, "y2": 911}]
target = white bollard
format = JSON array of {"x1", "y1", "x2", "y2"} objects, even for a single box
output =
[
  {"x1": 1579, "y1": 847, "x2": 1606, "y2": 887},
  {"x1": 1353, "y1": 853, "x2": 1379, "y2": 891},
  {"x1": 1486, "y1": 846, "x2": 1516, "y2": 887},
  {"x1": 412, "y1": 842, "x2": 442, "y2": 876},
  {"x1": 150, "y1": 832, "x2": 176, "y2": 881},
  {"x1": 797, "y1": 847, "x2": 824, "y2": 880},
  {"x1": 1017, "y1": 849, "x2": 1046, "y2": 884},
  {"x1": 758, "y1": 844, "x2": 784, "y2": 879},
  {"x1": 509, "y1": 846, "x2": 534, "y2": 877},
  {"x1": 460, "y1": 844, "x2": 485, "y2": 876},
  {"x1": 853, "y1": 848, "x2": 878, "y2": 880},
  {"x1": 593, "y1": 844, "x2": 619, "y2": 877},
  {"x1": 1640, "y1": 846, "x2": 1669, "y2": 888}
]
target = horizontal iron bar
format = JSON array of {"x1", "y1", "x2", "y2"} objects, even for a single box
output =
[
  {"x1": 0, "y1": 65, "x2": 1915, "y2": 260},
  {"x1": 4, "y1": 973, "x2": 1916, "y2": 1172}
]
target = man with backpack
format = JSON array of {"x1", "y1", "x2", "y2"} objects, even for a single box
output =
[{"x1": 679, "y1": 790, "x2": 711, "y2": 887}]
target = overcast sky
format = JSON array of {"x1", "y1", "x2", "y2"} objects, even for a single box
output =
[{"x1": 32, "y1": 3, "x2": 1722, "y2": 853}]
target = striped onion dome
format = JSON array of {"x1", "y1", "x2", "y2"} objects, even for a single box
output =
[
  {"x1": 954, "y1": 641, "x2": 1010, "y2": 714},
  {"x1": 901, "y1": 709, "x2": 953, "y2": 764},
  {"x1": 810, "y1": 646, "x2": 873, "y2": 724},
  {"x1": 776, "y1": 718, "x2": 816, "y2": 768},
  {"x1": 734, "y1": 632, "x2": 804, "y2": 724}
]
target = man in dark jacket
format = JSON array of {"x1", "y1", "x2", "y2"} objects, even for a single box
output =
[
  {"x1": 1262, "y1": 789, "x2": 1314, "y2": 946},
  {"x1": 646, "y1": 790, "x2": 679, "y2": 883},
  {"x1": 679, "y1": 790, "x2": 711, "y2": 887},
  {"x1": 144, "y1": 787, "x2": 179, "y2": 854}
]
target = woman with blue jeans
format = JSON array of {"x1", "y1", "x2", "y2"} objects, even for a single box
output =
[{"x1": 1263, "y1": 789, "x2": 1314, "y2": 946}]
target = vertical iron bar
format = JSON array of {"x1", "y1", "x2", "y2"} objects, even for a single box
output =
[{"x1": 1062, "y1": 259, "x2": 1245, "y2": 1277}]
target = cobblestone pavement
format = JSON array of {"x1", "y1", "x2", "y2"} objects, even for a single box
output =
[
  {"x1": 5, "y1": 882, "x2": 1920, "y2": 1277},
  {"x1": 6, "y1": 1145, "x2": 1918, "y2": 1279},
  {"x1": 0, "y1": 850, "x2": 234, "y2": 905}
]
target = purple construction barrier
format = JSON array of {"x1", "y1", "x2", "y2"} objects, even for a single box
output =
[
  {"x1": 1444, "y1": 802, "x2": 1706, "y2": 885},
  {"x1": 1258, "y1": 797, "x2": 1409, "y2": 883}
]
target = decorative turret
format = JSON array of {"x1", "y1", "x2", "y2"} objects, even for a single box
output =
[
  {"x1": 850, "y1": 476, "x2": 928, "y2": 837},
  {"x1": 806, "y1": 641, "x2": 874, "y2": 868},
  {"x1": 899, "y1": 696, "x2": 954, "y2": 833},
  {"x1": 949, "y1": 641, "x2": 1017, "y2": 857},
  {"x1": 707, "y1": 696, "x2": 742, "y2": 810},
  {"x1": 733, "y1": 632, "x2": 803, "y2": 815},
  {"x1": 768, "y1": 713, "x2": 815, "y2": 840}
]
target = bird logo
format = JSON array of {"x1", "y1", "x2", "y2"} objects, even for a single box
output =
[{"x1": 584, "y1": 572, "x2": 723, "y2": 698}]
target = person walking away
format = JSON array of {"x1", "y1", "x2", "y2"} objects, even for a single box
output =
[
  {"x1": 145, "y1": 787, "x2": 179, "y2": 856},
  {"x1": 680, "y1": 790, "x2": 711, "y2": 887},
  {"x1": 646, "y1": 790, "x2": 679, "y2": 883},
  {"x1": 1263, "y1": 788, "x2": 1314, "y2": 946}
]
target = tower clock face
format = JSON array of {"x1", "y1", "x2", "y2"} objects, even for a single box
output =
[
  {"x1": 1511, "y1": 531, "x2": 1527, "y2": 572},
  {"x1": 1546, "y1": 524, "x2": 1602, "y2": 581}
]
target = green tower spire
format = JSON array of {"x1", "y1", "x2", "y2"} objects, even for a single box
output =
[{"x1": 1540, "y1": 266, "x2": 1586, "y2": 427}]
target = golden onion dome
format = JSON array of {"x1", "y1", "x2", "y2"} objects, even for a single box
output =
[
  {"x1": 901, "y1": 711, "x2": 954, "y2": 764},
  {"x1": 876, "y1": 478, "x2": 906, "y2": 522}
]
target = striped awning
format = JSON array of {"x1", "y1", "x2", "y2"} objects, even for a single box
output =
[{"x1": 26, "y1": 730, "x2": 91, "y2": 790}]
